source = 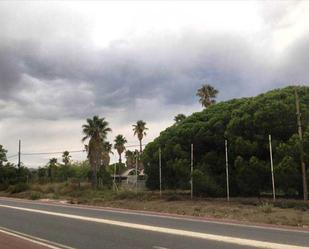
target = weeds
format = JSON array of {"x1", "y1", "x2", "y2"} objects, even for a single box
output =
[{"x1": 258, "y1": 202, "x2": 273, "y2": 213}]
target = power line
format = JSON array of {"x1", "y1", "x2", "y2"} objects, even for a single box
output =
[
  {"x1": 21, "y1": 149, "x2": 86, "y2": 156},
  {"x1": 125, "y1": 144, "x2": 145, "y2": 148},
  {"x1": 20, "y1": 145, "x2": 145, "y2": 156},
  {"x1": 7, "y1": 154, "x2": 18, "y2": 159}
]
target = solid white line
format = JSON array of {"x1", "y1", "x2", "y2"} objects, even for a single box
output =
[
  {"x1": 1, "y1": 197, "x2": 308, "y2": 235},
  {"x1": 0, "y1": 226, "x2": 74, "y2": 249},
  {"x1": 0, "y1": 204, "x2": 307, "y2": 249}
]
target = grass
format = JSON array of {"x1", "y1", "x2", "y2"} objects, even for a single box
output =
[{"x1": 1, "y1": 182, "x2": 309, "y2": 228}]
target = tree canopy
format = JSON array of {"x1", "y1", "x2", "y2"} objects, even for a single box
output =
[{"x1": 142, "y1": 86, "x2": 309, "y2": 197}]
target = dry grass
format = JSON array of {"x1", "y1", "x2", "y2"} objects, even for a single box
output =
[
  {"x1": 1, "y1": 183, "x2": 308, "y2": 228},
  {"x1": 93, "y1": 198, "x2": 309, "y2": 228}
]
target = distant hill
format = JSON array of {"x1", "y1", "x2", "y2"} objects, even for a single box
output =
[{"x1": 142, "y1": 86, "x2": 309, "y2": 197}]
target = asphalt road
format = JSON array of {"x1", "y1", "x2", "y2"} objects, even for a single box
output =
[{"x1": 0, "y1": 197, "x2": 308, "y2": 249}]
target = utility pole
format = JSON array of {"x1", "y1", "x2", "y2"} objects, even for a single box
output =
[
  {"x1": 135, "y1": 152, "x2": 138, "y2": 194},
  {"x1": 268, "y1": 135, "x2": 276, "y2": 201},
  {"x1": 113, "y1": 163, "x2": 118, "y2": 192},
  {"x1": 295, "y1": 87, "x2": 308, "y2": 201},
  {"x1": 225, "y1": 140, "x2": 230, "y2": 202},
  {"x1": 159, "y1": 147, "x2": 162, "y2": 197},
  {"x1": 18, "y1": 139, "x2": 21, "y2": 169},
  {"x1": 190, "y1": 144, "x2": 193, "y2": 200}
]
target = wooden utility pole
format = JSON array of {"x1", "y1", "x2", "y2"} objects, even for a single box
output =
[
  {"x1": 159, "y1": 147, "x2": 162, "y2": 197},
  {"x1": 295, "y1": 87, "x2": 308, "y2": 201},
  {"x1": 268, "y1": 135, "x2": 276, "y2": 201},
  {"x1": 225, "y1": 140, "x2": 230, "y2": 202},
  {"x1": 190, "y1": 144, "x2": 193, "y2": 200}
]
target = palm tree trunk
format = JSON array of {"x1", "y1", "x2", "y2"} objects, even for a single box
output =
[
  {"x1": 119, "y1": 153, "x2": 122, "y2": 164},
  {"x1": 89, "y1": 149, "x2": 99, "y2": 189},
  {"x1": 139, "y1": 139, "x2": 142, "y2": 153}
]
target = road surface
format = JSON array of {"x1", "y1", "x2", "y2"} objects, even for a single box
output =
[{"x1": 0, "y1": 197, "x2": 308, "y2": 249}]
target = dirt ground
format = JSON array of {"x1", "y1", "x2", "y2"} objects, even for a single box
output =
[{"x1": 1, "y1": 184, "x2": 309, "y2": 228}]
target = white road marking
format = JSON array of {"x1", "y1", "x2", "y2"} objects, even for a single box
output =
[
  {"x1": 1, "y1": 197, "x2": 308, "y2": 235},
  {"x1": 0, "y1": 226, "x2": 74, "y2": 249},
  {"x1": 0, "y1": 204, "x2": 308, "y2": 249},
  {"x1": 153, "y1": 246, "x2": 169, "y2": 249}
]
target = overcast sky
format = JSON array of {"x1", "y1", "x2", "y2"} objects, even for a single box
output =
[{"x1": 0, "y1": 1, "x2": 309, "y2": 167}]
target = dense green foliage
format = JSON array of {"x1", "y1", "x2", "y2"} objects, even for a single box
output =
[
  {"x1": 0, "y1": 145, "x2": 113, "y2": 191},
  {"x1": 143, "y1": 86, "x2": 309, "y2": 197}
]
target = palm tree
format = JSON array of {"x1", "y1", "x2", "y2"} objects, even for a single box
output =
[
  {"x1": 133, "y1": 120, "x2": 148, "y2": 152},
  {"x1": 62, "y1": 151, "x2": 71, "y2": 166},
  {"x1": 102, "y1": 141, "x2": 113, "y2": 167},
  {"x1": 47, "y1": 158, "x2": 58, "y2": 182},
  {"x1": 174, "y1": 114, "x2": 186, "y2": 124},
  {"x1": 61, "y1": 151, "x2": 71, "y2": 181},
  {"x1": 82, "y1": 116, "x2": 111, "y2": 188},
  {"x1": 196, "y1": 84, "x2": 219, "y2": 108},
  {"x1": 114, "y1": 135, "x2": 127, "y2": 164}
]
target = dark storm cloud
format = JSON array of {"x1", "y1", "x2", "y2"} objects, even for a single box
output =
[
  {"x1": 0, "y1": 45, "x2": 23, "y2": 97},
  {"x1": 0, "y1": 2, "x2": 308, "y2": 122},
  {"x1": 2, "y1": 32, "x2": 271, "y2": 115},
  {"x1": 0, "y1": 31, "x2": 303, "y2": 121}
]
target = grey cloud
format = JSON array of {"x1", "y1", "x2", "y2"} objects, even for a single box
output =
[
  {"x1": 0, "y1": 46, "x2": 23, "y2": 97},
  {"x1": 0, "y1": 2, "x2": 308, "y2": 124},
  {"x1": 279, "y1": 34, "x2": 309, "y2": 84},
  {"x1": 1, "y1": 1, "x2": 309, "y2": 167},
  {"x1": 0, "y1": 32, "x2": 297, "y2": 121}
]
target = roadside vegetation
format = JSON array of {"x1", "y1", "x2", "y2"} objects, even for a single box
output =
[
  {"x1": 1, "y1": 181, "x2": 309, "y2": 228},
  {"x1": 0, "y1": 85, "x2": 308, "y2": 227},
  {"x1": 143, "y1": 86, "x2": 309, "y2": 199}
]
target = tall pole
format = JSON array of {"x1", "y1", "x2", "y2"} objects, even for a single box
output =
[
  {"x1": 113, "y1": 163, "x2": 117, "y2": 191},
  {"x1": 135, "y1": 152, "x2": 138, "y2": 194},
  {"x1": 268, "y1": 135, "x2": 276, "y2": 201},
  {"x1": 190, "y1": 144, "x2": 193, "y2": 200},
  {"x1": 159, "y1": 147, "x2": 162, "y2": 197},
  {"x1": 18, "y1": 139, "x2": 21, "y2": 169},
  {"x1": 225, "y1": 140, "x2": 230, "y2": 202},
  {"x1": 295, "y1": 87, "x2": 308, "y2": 201}
]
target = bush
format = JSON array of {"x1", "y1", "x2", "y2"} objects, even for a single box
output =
[
  {"x1": 30, "y1": 191, "x2": 41, "y2": 200},
  {"x1": 114, "y1": 190, "x2": 138, "y2": 200},
  {"x1": 274, "y1": 200, "x2": 309, "y2": 210},
  {"x1": 192, "y1": 169, "x2": 224, "y2": 197},
  {"x1": 8, "y1": 183, "x2": 29, "y2": 194}
]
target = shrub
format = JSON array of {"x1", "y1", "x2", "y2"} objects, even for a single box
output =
[
  {"x1": 30, "y1": 191, "x2": 41, "y2": 200},
  {"x1": 258, "y1": 202, "x2": 273, "y2": 213},
  {"x1": 192, "y1": 169, "x2": 224, "y2": 197},
  {"x1": 8, "y1": 183, "x2": 29, "y2": 194},
  {"x1": 274, "y1": 200, "x2": 309, "y2": 210}
]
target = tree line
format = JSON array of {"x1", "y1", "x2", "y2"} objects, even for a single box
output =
[
  {"x1": 142, "y1": 85, "x2": 309, "y2": 199},
  {"x1": 1, "y1": 84, "x2": 308, "y2": 200},
  {"x1": 0, "y1": 120, "x2": 148, "y2": 189}
]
